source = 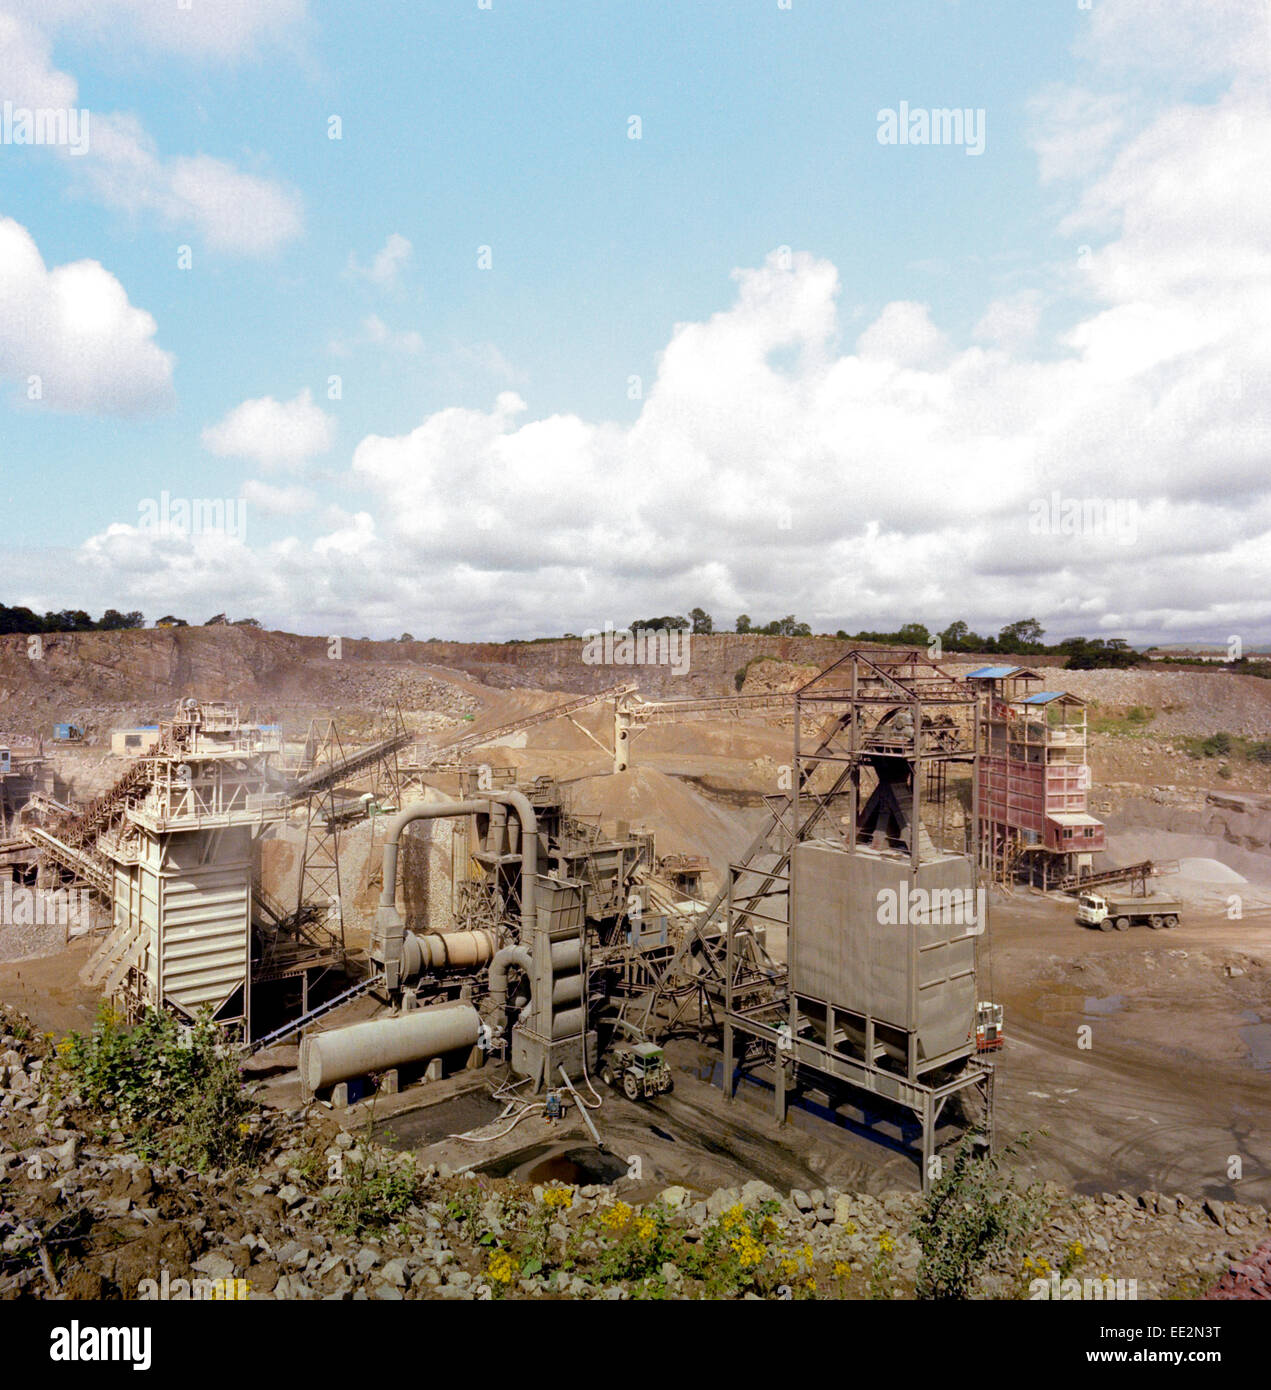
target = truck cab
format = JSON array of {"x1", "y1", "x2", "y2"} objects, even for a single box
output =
[
  {"x1": 975, "y1": 1001, "x2": 1004, "y2": 1052},
  {"x1": 1076, "y1": 893, "x2": 1109, "y2": 927}
]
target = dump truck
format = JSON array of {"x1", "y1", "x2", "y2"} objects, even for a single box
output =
[
  {"x1": 1076, "y1": 891, "x2": 1182, "y2": 931},
  {"x1": 599, "y1": 1041, "x2": 673, "y2": 1101}
]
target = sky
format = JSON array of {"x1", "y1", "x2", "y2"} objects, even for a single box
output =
[{"x1": 0, "y1": 0, "x2": 1268, "y2": 645}]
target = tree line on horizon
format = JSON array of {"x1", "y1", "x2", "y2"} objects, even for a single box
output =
[
  {"x1": 0, "y1": 602, "x2": 1236, "y2": 673},
  {"x1": 0, "y1": 605, "x2": 262, "y2": 635}
]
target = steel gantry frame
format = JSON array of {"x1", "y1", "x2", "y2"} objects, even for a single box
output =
[{"x1": 719, "y1": 649, "x2": 994, "y2": 1189}]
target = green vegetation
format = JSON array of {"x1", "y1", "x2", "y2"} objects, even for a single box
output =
[
  {"x1": 1178, "y1": 731, "x2": 1271, "y2": 765},
  {"x1": 736, "y1": 614, "x2": 812, "y2": 636},
  {"x1": 1089, "y1": 704, "x2": 1156, "y2": 736},
  {"x1": 1059, "y1": 637, "x2": 1140, "y2": 669},
  {"x1": 47, "y1": 1004, "x2": 260, "y2": 1172},
  {"x1": 480, "y1": 1194, "x2": 844, "y2": 1300},
  {"x1": 911, "y1": 1135, "x2": 1047, "y2": 1300},
  {"x1": 327, "y1": 1153, "x2": 423, "y2": 1236},
  {"x1": 0, "y1": 604, "x2": 146, "y2": 634}
]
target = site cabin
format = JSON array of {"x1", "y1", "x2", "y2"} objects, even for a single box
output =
[
  {"x1": 109, "y1": 726, "x2": 162, "y2": 757},
  {"x1": 1076, "y1": 892, "x2": 1182, "y2": 932}
]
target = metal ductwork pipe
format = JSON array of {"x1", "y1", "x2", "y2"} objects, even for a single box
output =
[
  {"x1": 298, "y1": 1002, "x2": 481, "y2": 1093},
  {"x1": 489, "y1": 944, "x2": 533, "y2": 1026},
  {"x1": 373, "y1": 790, "x2": 539, "y2": 989}
]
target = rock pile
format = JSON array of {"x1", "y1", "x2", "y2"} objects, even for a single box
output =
[{"x1": 2, "y1": 1006, "x2": 1268, "y2": 1301}]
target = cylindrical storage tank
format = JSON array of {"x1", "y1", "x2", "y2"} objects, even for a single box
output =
[
  {"x1": 405, "y1": 928, "x2": 497, "y2": 975},
  {"x1": 551, "y1": 974, "x2": 583, "y2": 1007},
  {"x1": 550, "y1": 938, "x2": 582, "y2": 971},
  {"x1": 299, "y1": 1003, "x2": 481, "y2": 1092},
  {"x1": 550, "y1": 1007, "x2": 585, "y2": 1040}
]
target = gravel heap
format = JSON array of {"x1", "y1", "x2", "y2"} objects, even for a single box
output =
[{"x1": 2, "y1": 1005, "x2": 1268, "y2": 1301}]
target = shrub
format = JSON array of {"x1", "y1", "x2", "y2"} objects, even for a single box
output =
[
  {"x1": 327, "y1": 1155, "x2": 421, "y2": 1236},
  {"x1": 911, "y1": 1135, "x2": 1046, "y2": 1300},
  {"x1": 48, "y1": 1004, "x2": 258, "y2": 1172}
]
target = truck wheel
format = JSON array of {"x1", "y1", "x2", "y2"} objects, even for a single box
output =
[
  {"x1": 1164, "y1": 914, "x2": 1179, "y2": 928},
  {"x1": 1148, "y1": 915, "x2": 1163, "y2": 930},
  {"x1": 1099, "y1": 919, "x2": 1114, "y2": 932},
  {"x1": 623, "y1": 1072, "x2": 640, "y2": 1102},
  {"x1": 664, "y1": 1077, "x2": 674, "y2": 1094},
  {"x1": 1114, "y1": 917, "x2": 1131, "y2": 932},
  {"x1": 601, "y1": 1066, "x2": 614, "y2": 1088}
]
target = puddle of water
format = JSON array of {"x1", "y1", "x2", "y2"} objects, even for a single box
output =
[
  {"x1": 1239, "y1": 1022, "x2": 1271, "y2": 1071},
  {"x1": 1083, "y1": 994, "x2": 1125, "y2": 1016},
  {"x1": 479, "y1": 1142, "x2": 629, "y2": 1185}
]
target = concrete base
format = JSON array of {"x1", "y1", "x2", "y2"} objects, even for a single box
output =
[{"x1": 512, "y1": 1027, "x2": 596, "y2": 1092}]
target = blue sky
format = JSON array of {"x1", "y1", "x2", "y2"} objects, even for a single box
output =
[{"x1": 1, "y1": 1, "x2": 1268, "y2": 644}]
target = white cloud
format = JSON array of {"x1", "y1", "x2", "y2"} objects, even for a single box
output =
[
  {"x1": 202, "y1": 389, "x2": 335, "y2": 471},
  {"x1": 348, "y1": 233, "x2": 413, "y2": 288},
  {"x1": 41, "y1": 8, "x2": 1271, "y2": 644},
  {"x1": 77, "y1": 114, "x2": 303, "y2": 255},
  {"x1": 6, "y1": 0, "x2": 308, "y2": 61},
  {"x1": 0, "y1": 9, "x2": 77, "y2": 108},
  {"x1": 1075, "y1": 0, "x2": 1267, "y2": 84},
  {"x1": 0, "y1": 216, "x2": 174, "y2": 414},
  {"x1": 0, "y1": 7, "x2": 304, "y2": 255},
  {"x1": 855, "y1": 300, "x2": 949, "y2": 368},
  {"x1": 361, "y1": 315, "x2": 424, "y2": 354},
  {"x1": 241, "y1": 479, "x2": 316, "y2": 516},
  {"x1": 973, "y1": 292, "x2": 1042, "y2": 351}
]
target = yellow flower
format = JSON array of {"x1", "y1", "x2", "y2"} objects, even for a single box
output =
[
  {"x1": 779, "y1": 1256, "x2": 798, "y2": 1278},
  {"x1": 634, "y1": 1215, "x2": 656, "y2": 1241},
  {"x1": 602, "y1": 1201, "x2": 633, "y2": 1230},
  {"x1": 876, "y1": 1231, "x2": 896, "y2": 1255},
  {"x1": 833, "y1": 1261, "x2": 851, "y2": 1279},
  {"x1": 541, "y1": 1186, "x2": 573, "y2": 1210},
  {"x1": 804, "y1": 1276, "x2": 817, "y2": 1291},
  {"x1": 720, "y1": 1202, "x2": 745, "y2": 1232},
  {"x1": 730, "y1": 1231, "x2": 764, "y2": 1268},
  {"x1": 843, "y1": 1220, "x2": 857, "y2": 1235},
  {"x1": 487, "y1": 1251, "x2": 517, "y2": 1284},
  {"x1": 760, "y1": 1214, "x2": 780, "y2": 1239}
]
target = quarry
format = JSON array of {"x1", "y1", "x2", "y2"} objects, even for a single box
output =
[{"x1": 1, "y1": 625, "x2": 1269, "y2": 1303}]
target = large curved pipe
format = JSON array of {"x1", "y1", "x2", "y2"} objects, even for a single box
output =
[
  {"x1": 378, "y1": 799, "x2": 485, "y2": 913},
  {"x1": 489, "y1": 944, "x2": 533, "y2": 1026},
  {"x1": 374, "y1": 791, "x2": 540, "y2": 988}
]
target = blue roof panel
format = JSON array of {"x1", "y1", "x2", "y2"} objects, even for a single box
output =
[
  {"x1": 964, "y1": 665, "x2": 1021, "y2": 680},
  {"x1": 1021, "y1": 691, "x2": 1067, "y2": 704}
]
